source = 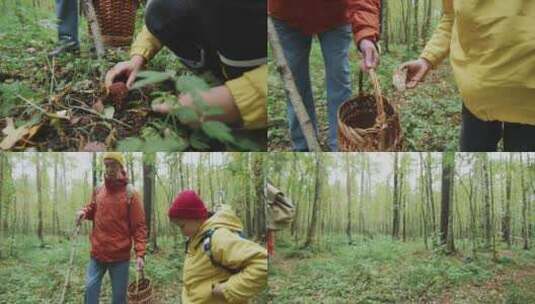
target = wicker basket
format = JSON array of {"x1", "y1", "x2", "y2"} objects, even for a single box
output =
[
  {"x1": 127, "y1": 271, "x2": 154, "y2": 304},
  {"x1": 337, "y1": 69, "x2": 402, "y2": 151},
  {"x1": 91, "y1": 0, "x2": 138, "y2": 47}
]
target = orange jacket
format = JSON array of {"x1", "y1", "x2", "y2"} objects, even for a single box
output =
[
  {"x1": 82, "y1": 184, "x2": 147, "y2": 262},
  {"x1": 268, "y1": 0, "x2": 380, "y2": 44}
]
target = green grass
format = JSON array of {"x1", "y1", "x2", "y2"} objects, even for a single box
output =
[
  {"x1": 0, "y1": 234, "x2": 186, "y2": 303},
  {"x1": 268, "y1": 41, "x2": 462, "y2": 152},
  {"x1": 0, "y1": 233, "x2": 269, "y2": 303},
  {"x1": 269, "y1": 237, "x2": 535, "y2": 303}
]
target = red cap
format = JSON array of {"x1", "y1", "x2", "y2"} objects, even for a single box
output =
[{"x1": 168, "y1": 190, "x2": 207, "y2": 219}]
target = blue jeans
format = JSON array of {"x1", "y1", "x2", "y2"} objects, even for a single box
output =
[
  {"x1": 55, "y1": 0, "x2": 79, "y2": 44},
  {"x1": 272, "y1": 18, "x2": 352, "y2": 151},
  {"x1": 85, "y1": 257, "x2": 130, "y2": 304}
]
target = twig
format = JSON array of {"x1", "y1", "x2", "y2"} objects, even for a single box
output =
[
  {"x1": 69, "y1": 105, "x2": 132, "y2": 128},
  {"x1": 17, "y1": 94, "x2": 66, "y2": 119},
  {"x1": 267, "y1": 17, "x2": 321, "y2": 152}
]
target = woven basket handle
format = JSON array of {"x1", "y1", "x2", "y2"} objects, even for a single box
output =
[
  {"x1": 368, "y1": 69, "x2": 386, "y2": 127},
  {"x1": 135, "y1": 269, "x2": 145, "y2": 294}
]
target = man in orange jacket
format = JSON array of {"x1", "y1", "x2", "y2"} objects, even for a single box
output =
[
  {"x1": 269, "y1": 0, "x2": 381, "y2": 151},
  {"x1": 76, "y1": 152, "x2": 147, "y2": 304}
]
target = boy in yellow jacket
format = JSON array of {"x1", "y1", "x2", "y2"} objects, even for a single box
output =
[
  {"x1": 105, "y1": 0, "x2": 267, "y2": 130},
  {"x1": 400, "y1": 0, "x2": 535, "y2": 151},
  {"x1": 168, "y1": 190, "x2": 268, "y2": 303}
]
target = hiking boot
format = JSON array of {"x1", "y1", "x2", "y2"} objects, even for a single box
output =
[{"x1": 48, "y1": 40, "x2": 80, "y2": 58}]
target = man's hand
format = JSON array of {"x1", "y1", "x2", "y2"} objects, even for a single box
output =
[
  {"x1": 136, "y1": 256, "x2": 144, "y2": 271},
  {"x1": 212, "y1": 283, "x2": 226, "y2": 299},
  {"x1": 105, "y1": 55, "x2": 145, "y2": 91},
  {"x1": 75, "y1": 210, "x2": 85, "y2": 226},
  {"x1": 399, "y1": 58, "x2": 432, "y2": 89},
  {"x1": 359, "y1": 38, "x2": 380, "y2": 72}
]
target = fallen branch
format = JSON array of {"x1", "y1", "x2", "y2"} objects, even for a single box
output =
[
  {"x1": 58, "y1": 224, "x2": 81, "y2": 304},
  {"x1": 267, "y1": 17, "x2": 321, "y2": 152},
  {"x1": 80, "y1": 0, "x2": 105, "y2": 58}
]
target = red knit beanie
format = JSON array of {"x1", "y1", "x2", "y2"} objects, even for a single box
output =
[{"x1": 168, "y1": 190, "x2": 207, "y2": 219}]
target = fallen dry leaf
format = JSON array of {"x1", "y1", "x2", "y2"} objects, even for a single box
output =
[
  {"x1": 92, "y1": 99, "x2": 104, "y2": 113},
  {"x1": 70, "y1": 116, "x2": 82, "y2": 125},
  {"x1": 393, "y1": 67, "x2": 408, "y2": 92},
  {"x1": 0, "y1": 118, "x2": 30, "y2": 150},
  {"x1": 55, "y1": 110, "x2": 69, "y2": 119}
]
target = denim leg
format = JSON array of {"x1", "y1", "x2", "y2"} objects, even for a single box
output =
[
  {"x1": 108, "y1": 260, "x2": 130, "y2": 304},
  {"x1": 271, "y1": 18, "x2": 316, "y2": 151},
  {"x1": 318, "y1": 24, "x2": 353, "y2": 151},
  {"x1": 55, "y1": 0, "x2": 78, "y2": 44},
  {"x1": 85, "y1": 258, "x2": 106, "y2": 304}
]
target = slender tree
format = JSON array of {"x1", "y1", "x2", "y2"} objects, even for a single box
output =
[
  {"x1": 440, "y1": 152, "x2": 455, "y2": 254},
  {"x1": 345, "y1": 154, "x2": 353, "y2": 245},
  {"x1": 304, "y1": 154, "x2": 322, "y2": 248},
  {"x1": 36, "y1": 155, "x2": 44, "y2": 248},
  {"x1": 392, "y1": 154, "x2": 400, "y2": 240}
]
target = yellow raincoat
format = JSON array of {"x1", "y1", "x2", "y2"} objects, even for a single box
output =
[
  {"x1": 181, "y1": 206, "x2": 268, "y2": 303},
  {"x1": 421, "y1": 0, "x2": 535, "y2": 125},
  {"x1": 131, "y1": 26, "x2": 267, "y2": 129}
]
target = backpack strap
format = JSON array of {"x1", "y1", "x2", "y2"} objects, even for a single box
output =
[{"x1": 194, "y1": 228, "x2": 242, "y2": 274}]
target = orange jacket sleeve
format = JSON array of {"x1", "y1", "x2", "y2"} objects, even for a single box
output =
[
  {"x1": 129, "y1": 191, "x2": 148, "y2": 258},
  {"x1": 347, "y1": 0, "x2": 381, "y2": 46}
]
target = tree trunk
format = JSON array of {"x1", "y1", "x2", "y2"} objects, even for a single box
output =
[
  {"x1": 520, "y1": 153, "x2": 530, "y2": 250},
  {"x1": 359, "y1": 154, "x2": 367, "y2": 235},
  {"x1": 36, "y1": 156, "x2": 44, "y2": 248},
  {"x1": 345, "y1": 154, "x2": 353, "y2": 245},
  {"x1": 382, "y1": 0, "x2": 389, "y2": 52},
  {"x1": 92, "y1": 153, "x2": 98, "y2": 189},
  {"x1": 425, "y1": 153, "x2": 436, "y2": 239},
  {"x1": 482, "y1": 153, "x2": 491, "y2": 249},
  {"x1": 392, "y1": 154, "x2": 400, "y2": 240},
  {"x1": 503, "y1": 153, "x2": 512, "y2": 248},
  {"x1": 440, "y1": 152, "x2": 455, "y2": 254},
  {"x1": 253, "y1": 154, "x2": 266, "y2": 243},
  {"x1": 143, "y1": 153, "x2": 156, "y2": 252},
  {"x1": 304, "y1": 154, "x2": 321, "y2": 248},
  {"x1": 53, "y1": 155, "x2": 60, "y2": 235},
  {"x1": 418, "y1": 153, "x2": 429, "y2": 249}
]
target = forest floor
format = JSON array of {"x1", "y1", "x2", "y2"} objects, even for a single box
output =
[
  {"x1": 0, "y1": 3, "x2": 262, "y2": 151},
  {"x1": 268, "y1": 42, "x2": 463, "y2": 152},
  {"x1": 0, "y1": 235, "x2": 185, "y2": 303},
  {"x1": 268, "y1": 237, "x2": 535, "y2": 303},
  {"x1": 0, "y1": 234, "x2": 269, "y2": 303}
]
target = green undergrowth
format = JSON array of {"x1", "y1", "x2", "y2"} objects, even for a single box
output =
[{"x1": 269, "y1": 236, "x2": 535, "y2": 303}]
